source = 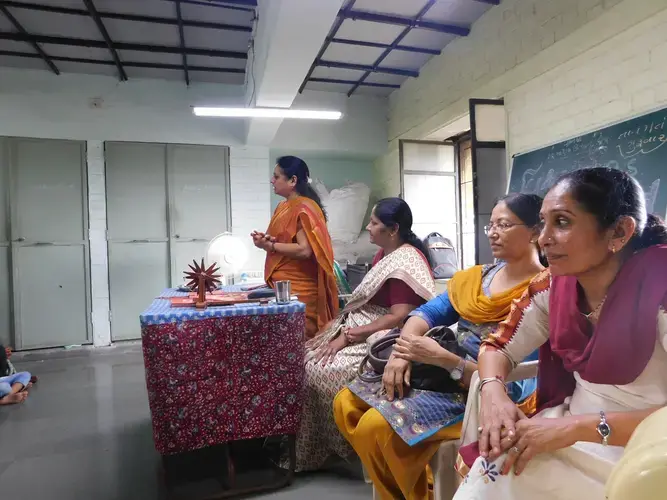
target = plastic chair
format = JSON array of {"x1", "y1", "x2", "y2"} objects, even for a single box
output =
[{"x1": 606, "y1": 405, "x2": 667, "y2": 500}]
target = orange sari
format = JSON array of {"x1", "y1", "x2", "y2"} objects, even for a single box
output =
[{"x1": 265, "y1": 196, "x2": 339, "y2": 338}]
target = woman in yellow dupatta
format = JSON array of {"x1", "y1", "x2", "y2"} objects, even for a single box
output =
[
  {"x1": 253, "y1": 156, "x2": 338, "y2": 338},
  {"x1": 334, "y1": 193, "x2": 545, "y2": 500}
]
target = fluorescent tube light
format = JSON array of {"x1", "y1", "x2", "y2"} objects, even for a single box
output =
[{"x1": 193, "y1": 107, "x2": 342, "y2": 120}]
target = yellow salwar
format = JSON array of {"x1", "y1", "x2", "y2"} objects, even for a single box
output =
[
  {"x1": 334, "y1": 388, "x2": 462, "y2": 500},
  {"x1": 334, "y1": 264, "x2": 538, "y2": 500}
]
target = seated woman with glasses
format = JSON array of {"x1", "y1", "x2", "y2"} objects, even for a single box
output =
[{"x1": 333, "y1": 193, "x2": 545, "y2": 500}]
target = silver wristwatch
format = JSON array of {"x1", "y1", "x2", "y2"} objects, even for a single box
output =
[
  {"x1": 597, "y1": 410, "x2": 611, "y2": 446},
  {"x1": 450, "y1": 357, "x2": 466, "y2": 381}
]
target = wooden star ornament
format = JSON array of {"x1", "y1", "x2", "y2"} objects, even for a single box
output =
[{"x1": 184, "y1": 258, "x2": 221, "y2": 309}]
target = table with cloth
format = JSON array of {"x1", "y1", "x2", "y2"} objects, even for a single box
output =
[{"x1": 139, "y1": 288, "x2": 306, "y2": 496}]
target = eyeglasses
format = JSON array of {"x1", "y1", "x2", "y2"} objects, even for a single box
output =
[{"x1": 484, "y1": 222, "x2": 526, "y2": 235}]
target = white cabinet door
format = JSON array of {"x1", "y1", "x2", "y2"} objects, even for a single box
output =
[
  {"x1": 11, "y1": 139, "x2": 90, "y2": 349},
  {"x1": 167, "y1": 144, "x2": 229, "y2": 286},
  {"x1": 105, "y1": 142, "x2": 230, "y2": 340},
  {"x1": 106, "y1": 142, "x2": 170, "y2": 341}
]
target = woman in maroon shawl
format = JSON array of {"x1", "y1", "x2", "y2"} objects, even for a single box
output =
[{"x1": 454, "y1": 167, "x2": 667, "y2": 500}]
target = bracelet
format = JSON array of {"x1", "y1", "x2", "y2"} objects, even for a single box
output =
[
  {"x1": 271, "y1": 241, "x2": 276, "y2": 253},
  {"x1": 479, "y1": 376, "x2": 507, "y2": 393}
]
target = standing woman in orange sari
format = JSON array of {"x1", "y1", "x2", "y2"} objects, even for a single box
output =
[{"x1": 252, "y1": 156, "x2": 339, "y2": 338}]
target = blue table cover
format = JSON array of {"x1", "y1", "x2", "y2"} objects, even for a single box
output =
[{"x1": 140, "y1": 287, "x2": 306, "y2": 326}]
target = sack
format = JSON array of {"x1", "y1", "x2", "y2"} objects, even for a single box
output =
[
  {"x1": 325, "y1": 183, "x2": 371, "y2": 244},
  {"x1": 424, "y1": 233, "x2": 458, "y2": 280},
  {"x1": 356, "y1": 326, "x2": 468, "y2": 394}
]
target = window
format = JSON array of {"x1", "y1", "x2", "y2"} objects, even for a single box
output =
[{"x1": 400, "y1": 140, "x2": 460, "y2": 266}]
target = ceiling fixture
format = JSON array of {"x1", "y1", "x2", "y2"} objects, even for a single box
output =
[{"x1": 193, "y1": 107, "x2": 342, "y2": 120}]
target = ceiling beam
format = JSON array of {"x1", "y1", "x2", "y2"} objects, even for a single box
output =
[
  {"x1": 0, "y1": 4, "x2": 59, "y2": 74},
  {"x1": 174, "y1": 0, "x2": 190, "y2": 85},
  {"x1": 83, "y1": 0, "x2": 127, "y2": 81},
  {"x1": 340, "y1": 9, "x2": 470, "y2": 36},
  {"x1": 330, "y1": 37, "x2": 440, "y2": 56},
  {"x1": 297, "y1": 0, "x2": 356, "y2": 94},
  {"x1": 309, "y1": 77, "x2": 399, "y2": 89},
  {"x1": 0, "y1": 1, "x2": 251, "y2": 32},
  {"x1": 318, "y1": 59, "x2": 418, "y2": 78},
  {"x1": 348, "y1": 0, "x2": 435, "y2": 96},
  {"x1": 0, "y1": 32, "x2": 248, "y2": 59},
  {"x1": 206, "y1": 0, "x2": 257, "y2": 5},
  {"x1": 161, "y1": 0, "x2": 255, "y2": 13},
  {"x1": 0, "y1": 50, "x2": 245, "y2": 73}
]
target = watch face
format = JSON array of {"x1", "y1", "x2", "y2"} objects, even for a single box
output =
[
  {"x1": 597, "y1": 423, "x2": 611, "y2": 437},
  {"x1": 450, "y1": 369, "x2": 463, "y2": 381}
]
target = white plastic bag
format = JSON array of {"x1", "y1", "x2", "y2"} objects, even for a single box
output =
[{"x1": 324, "y1": 182, "x2": 371, "y2": 244}]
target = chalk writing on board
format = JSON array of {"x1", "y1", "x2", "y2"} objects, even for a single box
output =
[{"x1": 510, "y1": 106, "x2": 667, "y2": 219}]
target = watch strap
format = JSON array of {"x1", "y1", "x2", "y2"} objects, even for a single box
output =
[{"x1": 597, "y1": 410, "x2": 611, "y2": 446}]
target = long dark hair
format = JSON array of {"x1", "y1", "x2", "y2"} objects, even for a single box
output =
[
  {"x1": 496, "y1": 192, "x2": 546, "y2": 265},
  {"x1": 276, "y1": 156, "x2": 327, "y2": 221},
  {"x1": 553, "y1": 167, "x2": 667, "y2": 251},
  {"x1": 373, "y1": 198, "x2": 433, "y2": 267}
]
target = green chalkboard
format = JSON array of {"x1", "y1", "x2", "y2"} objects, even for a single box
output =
[{"x1": 508, "y1": 106, "x2": 667, "y2": 218}]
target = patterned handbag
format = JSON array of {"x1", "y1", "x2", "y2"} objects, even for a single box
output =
[{"x1": 356, "y1": 326, "x2": 468, "y2": 394}]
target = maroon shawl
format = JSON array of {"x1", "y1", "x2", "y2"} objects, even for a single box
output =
[
  {"x1": 459, "y1": 244, "x2": 667, "y2": 470},
  {"x1": 538, "y1": 244, "x2": 667, "y2": 411}
]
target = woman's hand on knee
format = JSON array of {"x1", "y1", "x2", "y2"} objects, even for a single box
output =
[
  {"x1": 478, "y1": 383, "x2": 526, "y2": 460},
  {"x1": 314, "y1": 334, "x2": 348, "y2": 366}
]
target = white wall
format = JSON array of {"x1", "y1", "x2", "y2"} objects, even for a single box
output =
[
  {"x1": 375, "y1": 0, "x2": 667, "y2": 197},
  {"x1": 0, "y1": 68, "x2": 247, "y2": 145},
  {"x1": 0, "y1": 67, "x2": 387, "y2": 237},
  {"x1": 0, "y1": 67, "x2": 387, "y2": 345},
  {"x1": 0, "y1": 67, "x2": 387, "y2": 155},
  {"x1": 505, "y1": 3, "x2": 667, "y2": 155},
  {"x1": 229, "y1": 147, "x2": 272, "y2": 271},
  {"x1": 272, "y1": 91, "x2": 388, "y2": 157}
]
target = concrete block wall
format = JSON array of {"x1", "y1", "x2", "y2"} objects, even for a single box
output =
[
  {"x1": 229, "y1": 147, "x2": 271, "y2": 272},
  {"x1": 375, "y1": 0, "x2": 667, "y2": 197},
  {"x1": 86, "y1": 140, "x2": 111, "y2": 347},
  {"x1": 506, "y1": 6, "x2": 667, "y2": 154}
]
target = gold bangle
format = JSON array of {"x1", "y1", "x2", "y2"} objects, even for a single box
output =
[{"x1": 479, "y1": 377, "x2": 507, "y2": 393}]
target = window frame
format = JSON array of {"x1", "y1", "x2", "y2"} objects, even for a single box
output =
[{"x1": 399, "y1": 139, "x2": 462, "y2": 268}]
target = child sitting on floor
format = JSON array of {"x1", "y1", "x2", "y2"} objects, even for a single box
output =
[{"x1": 0, "y1": 344, "x2": 31, "y2": 405}]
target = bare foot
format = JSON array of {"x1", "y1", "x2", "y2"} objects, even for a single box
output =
[
  {"x1": 0, "y1": 391, "x2": 28, "y2": 405},
  {"x1": 22, "y1": 382, "x2": 33, "y2": 391}
]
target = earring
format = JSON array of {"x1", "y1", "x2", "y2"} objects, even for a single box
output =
[{"x1": 611, "y1": 247, "x2": 617, "y2": 254}]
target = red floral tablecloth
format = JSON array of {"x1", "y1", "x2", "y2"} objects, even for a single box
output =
[{"x1": 140, "y1": 293, "x2": 306, "y2": 455}]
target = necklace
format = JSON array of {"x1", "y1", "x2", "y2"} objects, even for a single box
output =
[{"x1": 582, "y1": 295, "x2": 607, "y2": 320}]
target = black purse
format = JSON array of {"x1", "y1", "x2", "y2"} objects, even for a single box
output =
[{"x1": 356, "y1": 326, "x2": 468, "y2": 394}]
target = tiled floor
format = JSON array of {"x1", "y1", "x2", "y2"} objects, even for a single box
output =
[{"x1": 0, "y1": 345, "x2": 372, "y2": 500}]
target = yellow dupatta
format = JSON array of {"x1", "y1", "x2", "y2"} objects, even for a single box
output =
[{"x1": 447, "y1": 264, "x2": 532, "y2": 324}]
